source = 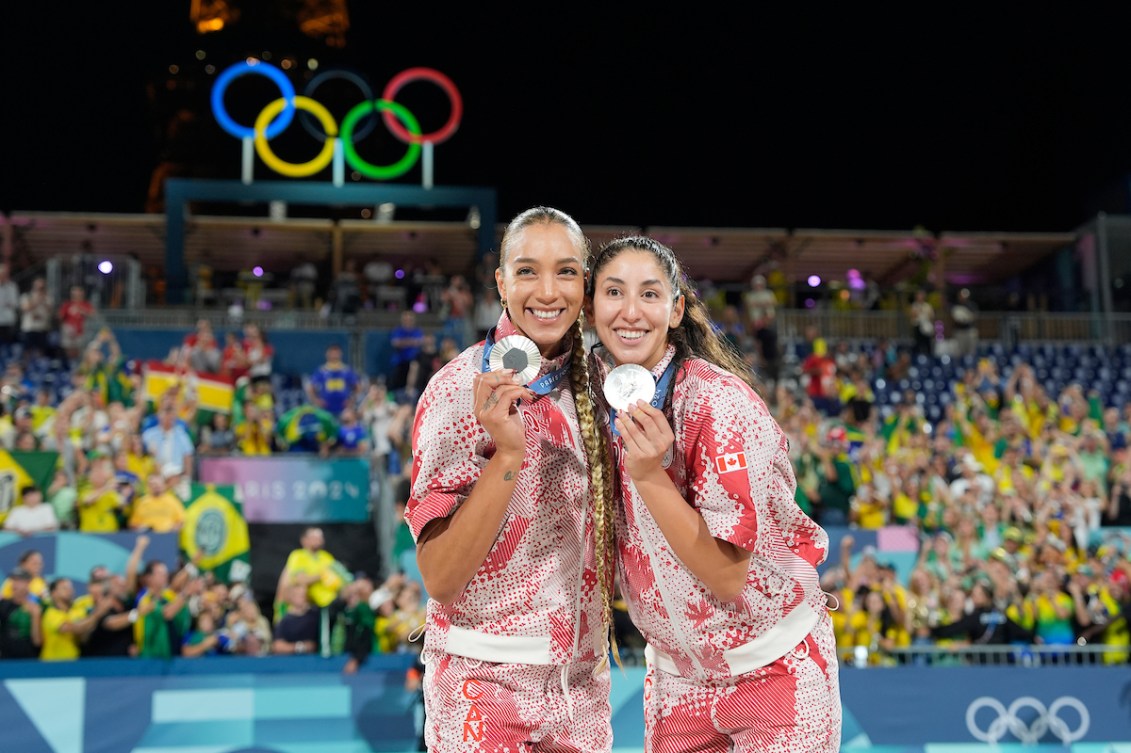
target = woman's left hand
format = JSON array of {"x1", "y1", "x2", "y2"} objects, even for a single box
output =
[{"x1": 616, "y1": 400, "x2": 675, "y2": 481}]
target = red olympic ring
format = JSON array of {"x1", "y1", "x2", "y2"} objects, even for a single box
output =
[{"x1": 381, "y1": 67, "x2": 463, "y2": 145}]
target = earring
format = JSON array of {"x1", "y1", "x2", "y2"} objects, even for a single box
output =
[{"x1": 500, "y1": 298, "x2": 508, "y2": 308}]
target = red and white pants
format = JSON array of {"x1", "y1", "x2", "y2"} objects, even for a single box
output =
[
  {"x1": 643, "y1": 614, "x2": 842, "y2": 753},
  {"x1": 423, "y1": 653, "x2": 612, "y2": 753}
]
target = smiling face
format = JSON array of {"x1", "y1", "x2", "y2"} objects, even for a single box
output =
[
  {"x1": 495, "y1": 222, "x2": 586, "y2": 358},
  {"x1": 590, "y1": 248, "x2": 684, "y2": 370}
]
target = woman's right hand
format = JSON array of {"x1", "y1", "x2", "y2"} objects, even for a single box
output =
[
  {"x1": 616, "y1": 400, "x2": 675, "y2": 482},
  {"x1": 472, "y1": 369, "x2": 534, "y2": 455}
]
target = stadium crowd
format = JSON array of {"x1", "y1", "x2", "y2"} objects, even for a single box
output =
[{"x1": 0, "y1": 269, "x2": 1128, "y2": 671}]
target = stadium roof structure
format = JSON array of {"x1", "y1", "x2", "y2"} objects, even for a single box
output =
[
  {"x1": 8, "y1": 211, "x2": 1074, "y2": 293},
  {"x1": 643, "y1": 226, "x2": 1077, "y2": 288}
]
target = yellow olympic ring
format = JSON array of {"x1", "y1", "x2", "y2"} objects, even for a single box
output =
[{"x1": 254, "y1": 96, "x2": 338, "y2": 177}]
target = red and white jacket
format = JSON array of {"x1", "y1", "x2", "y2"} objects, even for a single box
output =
[
  {"x1": 406, "y1": 313, "x2": 605, "y2": 665},
  {"x1": 602, "y1": 347, "x2": 830, "y2": 682}
]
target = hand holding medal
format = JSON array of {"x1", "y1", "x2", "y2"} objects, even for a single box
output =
[
  {"x1": 605, "y1": 364, "x2": 676, "y2": 477},
  {"x1": 475, "y1": 334, "x2": 540, "y2": 452}
]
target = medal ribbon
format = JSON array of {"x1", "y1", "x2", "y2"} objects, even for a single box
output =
[
  {"x1": 610, "y1": 360, "x2": 676, "y2": 437},
  {"x1": 481, "y1": 327, "x2": 570, "y2": 395}
]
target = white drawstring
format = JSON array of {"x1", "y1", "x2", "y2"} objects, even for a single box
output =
[
  {"x1": 823, "y1": 590, "x2": 841, "y2": 612},
  {"x1": 560, "y1": 665, "x2": 575, "y2": 723},
  {"x1": 791, "y1": 638, "x2": 811, "y2": 661},
  {"x1": 408, "y1": 622, "x2": 427, "y2": 644}
]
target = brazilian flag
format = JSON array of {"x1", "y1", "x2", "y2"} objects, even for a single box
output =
[
  {"x1": 0, "y1": 450, "x2": 60, "y2": 524},
  {"x1": 84, "y1": 358, "x2": 136, "y2": 407},
  {"x1": 231, "y1": 376, "x2": 251, "y2": 426},
  {"x1": 180, "y1": 483, "x2": 251, "y2": 584},
  {"x1": 276, "y1": 404, "x2": 339, "y2": 453}
]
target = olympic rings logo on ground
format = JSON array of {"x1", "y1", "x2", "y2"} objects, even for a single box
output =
[
  {"x1": 965, "y1": 695, "x2": 1089, "y2": 744},
  {"x1": 211, "y1": 59, "x2": 462, "y2": 180}
]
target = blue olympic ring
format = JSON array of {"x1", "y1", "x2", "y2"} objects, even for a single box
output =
[{"x1": 211, "y1": 60, "x2": 296, "y2": 140}]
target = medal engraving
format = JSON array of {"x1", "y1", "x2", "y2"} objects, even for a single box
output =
[
  {"x1": 488, "y1": 335, "x2": 542, "y2": 384},
  {"x1": 603, "y1": 364, "x2": 655, "y2": 412}
]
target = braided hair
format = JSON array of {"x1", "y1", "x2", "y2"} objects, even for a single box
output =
[
  {"x1": 499, "y1": 207, "x2": 617, "y2": 663},
  {"x1": 568, "y1": 313, "x2": 618, "y2": 666}
]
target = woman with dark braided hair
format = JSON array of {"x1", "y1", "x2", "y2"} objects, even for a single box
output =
[
  {"x1": 588, "y1": 236, "x2": 841, "y2": 753},
  {"x1": 406, "y1": 207, "x2": 614, "y2": 753}
]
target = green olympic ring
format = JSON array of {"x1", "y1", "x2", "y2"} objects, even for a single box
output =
[{"x1": 340, "y1": 99, "x2": 422, "y2": 180}]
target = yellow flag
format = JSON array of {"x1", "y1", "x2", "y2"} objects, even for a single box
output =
[
  {"x1": 180, "y1": 483, "x2": 250, "y2": 581},
  {"x1": 0, "y1": 449, "x2": 35, "y2": 525}
]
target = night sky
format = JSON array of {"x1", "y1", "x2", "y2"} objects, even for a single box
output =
[{"x1": 5, "y1": 4, "x2": 1131, "y2": 234}]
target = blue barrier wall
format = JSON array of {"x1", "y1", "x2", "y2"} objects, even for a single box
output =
[
  {"x1": 363, "y1": 330, "x2": 395, "y2": 381},
  {"x1": 0, "y1": 532, "x2": 180, "y2": 597},
  {"x1": 1, "y1": 658, "x2": 1128, "y2": 752}
]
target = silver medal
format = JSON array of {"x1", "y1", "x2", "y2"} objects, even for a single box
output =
[
  {"x1": 603, "y1": 364, "x2": 656, "y2": 412},
  {"x1": 488, "y1": 335, "x2": 542, "y2": 385}
]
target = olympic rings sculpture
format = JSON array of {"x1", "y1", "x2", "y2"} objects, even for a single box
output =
[
  {"x1": 211, "y1": 59, "x2": 462, "y2": 180},
  {"x1": 965, "y1": 695, "x2": 1089, "y2": 744}
]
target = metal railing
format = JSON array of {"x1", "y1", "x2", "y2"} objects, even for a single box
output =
[
  {"x1": 776, "y1": 309, "x2": 1129, "y2": 345},
  {"x1": 46, "y1": 254, "x2": 145, "y2": 309},
  {"x1": 96, "y1": 307, "x2": 446, "y2": 331},
  {"x1": 873, "y1": 643, "x2": 1128, "y2": 667}
]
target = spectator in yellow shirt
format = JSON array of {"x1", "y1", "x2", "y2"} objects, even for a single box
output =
[
  {"x1": 40, "y1": 577, "x2": 111, "y2": 660},
  {"x1": 850, "y1": 483, "x2": 888, "y2": 529},
  {"x1": 277, "y1": 527, "x2": 351, "y2": 612},
  {"x1": 235, "y1": 401, "x2": 273, "y2": 455},
  {"x1": 121, "y1": 435, "x2": 156, "y2": 496},
  {"x1": 76, "y1": 455, "x2": 125, "y2": 532},
  {"x1": 128, "y1": 472, "x2": 187, "y2": 533},
  {"x1": 1, "y1": 549, "x2": 49, "y2": 602}
]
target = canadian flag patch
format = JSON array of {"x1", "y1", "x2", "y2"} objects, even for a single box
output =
[{"x1": 715, "y1": 452, "x2": 747, "y2": 474}]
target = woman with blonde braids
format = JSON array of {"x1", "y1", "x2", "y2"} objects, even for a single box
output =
[
  {"x1": 588, "y1": 236, "x2": 841, "y2": 753},
  {"x1": 406, "y1": 206, "x2": 613, "y2": 753}
]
